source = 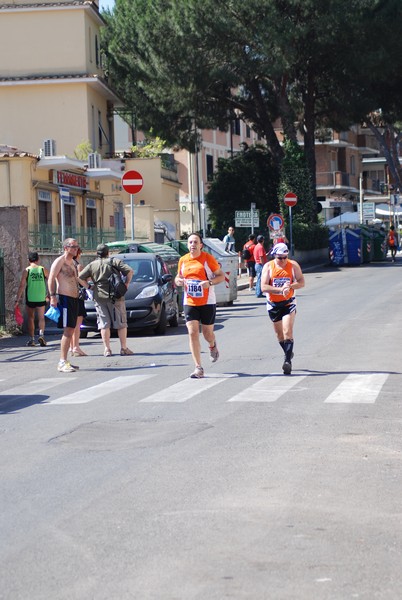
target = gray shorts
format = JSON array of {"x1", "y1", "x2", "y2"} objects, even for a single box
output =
[{"x1": 95, "y1": 298, "x2": 127, "y2": 330}]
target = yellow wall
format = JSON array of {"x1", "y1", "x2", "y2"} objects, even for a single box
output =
[
  {"x1": 0, "y1": 6, "x2": 103, "y2": 76},
  {"x1": 0, "y1": 84, "x2": 110, "y2": 156}
]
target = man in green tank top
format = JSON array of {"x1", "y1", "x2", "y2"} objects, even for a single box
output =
[{"x1": 15, "y1": 252, "x2": 49, "y2": 346}]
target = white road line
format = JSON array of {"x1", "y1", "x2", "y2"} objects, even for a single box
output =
[
  {"x1": 0, "y1": 378, "x2": 77, "y2": 403},
  {"x1": 140, "y1": 373, "x2": 236, "y2": 403},
  {"x1": 324, "y1": 373, "x2": 389, "y2": 404},
  {"x1": 227, "y1": 374, "x2": 306, "y2": 402},
  {"x1": 48, "y1": 374, "x2": 153, "y2": 405}
]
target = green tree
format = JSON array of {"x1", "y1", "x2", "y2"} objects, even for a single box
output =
[
  {"x1": 103, "y1": 0, "x2": 401, "y2": 205},
  {"x1": 205, "y1": 144, "x2": 280, "y2": 239},
  {"x1": 278, "y1": 138, "x2": 316, "y2": 224}
]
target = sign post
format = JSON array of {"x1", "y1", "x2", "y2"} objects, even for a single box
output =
[
  {"x1": 250, "y1": 202, "x2": 256, "y2": 234},
  {"x1": 121, "y1": 170, "x2": 144, "y2": 239},
  {"x1": 283, "y1": 192, "x2": 298, "y2": 255}
]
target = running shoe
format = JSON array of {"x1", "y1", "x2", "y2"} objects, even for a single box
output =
[
  {"x1": 209, "y1": 342, "x2": 219, "y2": 363},
  {"x1": 282, "y1": 360, "x2": 292, "y2": 375},
  {"x1": 190, "y1": 366, "x2": 204, "y2": 379},
  {"x1": 26, "y1": 339, "x2": 36, "y2": 347},
  {"x1": 57, "y1": 361, "x2": 76, "y2": 373},
  {"x1": 37, "y1": 336, "x2": 47, "y2": 347}
]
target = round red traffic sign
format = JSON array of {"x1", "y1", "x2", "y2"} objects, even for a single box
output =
[
  {"x1": 267, "y1": 213, "x2": 284, "y2": 230},
  {"x1": 122, "y1": 170, "x2": 144, "y2": 194},
  {"x1": 284, "y1": 192, "x2": 298, "y2": 207}
]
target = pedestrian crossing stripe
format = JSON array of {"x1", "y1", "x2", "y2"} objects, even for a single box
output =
[
  {"x1": 139, "y1": 373, "x2": 237, "y2": 403},
  {"x1": 227, "y1": 374, "x2": 306, "y2": 403},
  {"x1": 0, "y1": 378, "x2": 78, "y2": 405},
  {"x1": 48, "y1": 374, "x2": 153, "y2": 404},
  {"x1": 324, "y1": 372, "x2": 389, "y2": 404}
]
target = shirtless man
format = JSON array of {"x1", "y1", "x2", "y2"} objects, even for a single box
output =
[{"x1": 48, "y1": 238, "x2": 80, "y2": 373}]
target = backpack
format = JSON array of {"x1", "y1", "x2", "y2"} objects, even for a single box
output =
[
  {"x1": 108, "y1": 259, "x2": 127, "y2": 302},
  {"x1": 242, "y1": 246, "x2": 252, "y2": 261}
]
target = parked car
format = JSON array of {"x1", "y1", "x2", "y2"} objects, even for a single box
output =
[{"x1": 80, "y1": 253, "x2": 180, "y2": 336}]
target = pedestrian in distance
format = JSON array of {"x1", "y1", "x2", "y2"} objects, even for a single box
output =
[
  {"x1": 253, "y1": 235, "x2": 267, "y2": 298},
  {"x1": 78, "y1": 243, "x2": 133, "y2": 357},
  {"x1": 15, "y1": 251, "x2": 49, "y2": 347},
  {"x1": 387, "y1": 225, "x2": 399, "y2": 262},
  {"x1": 175, "y1": 232, "x2": 225, "y2": 379},
  {"x1": 242, "y1": 234, "x2": 256, "y2": 291},
  {"x1": 261, "y1": 242, "x2": 305, "y2": 375},
  {"x1": 48, "y1": 238, "x2": 80, "y2": 373},
  {"x1": 223, "y1": 226, "x2": 236, "y2": 252},
  {"x1": 70, "y1": 246, "x2": 87, "y2": 357}
]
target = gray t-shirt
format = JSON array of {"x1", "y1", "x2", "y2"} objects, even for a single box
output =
[{"x1": 79, "y1": 257, "x2": 132, "y2": 301}]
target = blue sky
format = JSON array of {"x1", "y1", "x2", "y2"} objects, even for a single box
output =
[{"x1": 99, "y1": 0, "x2": 115, "y2": 11}]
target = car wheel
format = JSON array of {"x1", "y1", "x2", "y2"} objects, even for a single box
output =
[
  {"x1": 154, "y1": 305, "x2": 167, "y2": 335},
  {"x1": 168, "y1": 300, "x2": 179, "y2": 327},
  {"x1": 79, "y1": 330, "x2": 88, "y2": 339}
]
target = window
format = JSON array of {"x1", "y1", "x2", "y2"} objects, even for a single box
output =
[
  {"x1": 95, "y1": 35, "x2": 99, "y2": 68},
  {"x1": 350, "y1": 155, "x2": 356, "y2": 176},
  {"x1": 38, "y1": 190, "x2": 52, "y2": 225},
  {"x1": 246, "y1": 125, "x2": 251, "y2": 138},
  {"x1": 232, "y1": 118, "x2": 241, "y2": 136},
  {"x1": 38, "y1": 201, "x2": 51, "y2": 225},
  {"x1": 206, "y1": 154, "x2": 214, "y2": 182},
  {"x1": 98, "y1": 110, "x2": 102, "y2": 149}
]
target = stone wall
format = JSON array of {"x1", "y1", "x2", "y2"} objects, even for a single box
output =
[{"x1": 0, "y1": 206, "x2": 28, "y2": 329}]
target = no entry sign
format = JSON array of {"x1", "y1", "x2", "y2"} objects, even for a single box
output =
[
  {"x1": 122, "y1": 170, "x2": 144, "y2": 194},
  {"x1": 284, "y1": 192, "x2": 298, "y2": 207}
]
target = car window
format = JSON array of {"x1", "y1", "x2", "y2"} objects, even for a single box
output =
[
  {"x1": 125, "y1": 259, "x2": 155, "y2": 282},
  {"x1": 156, "y1": 259, "x2": 163, "y2": 278}
]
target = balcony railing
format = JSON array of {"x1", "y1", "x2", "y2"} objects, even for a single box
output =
[
  {"x1": 28, "y1": 225, "x2": 124, "y2": 253},
  {"x1": 316, "y1": 171, "x2": 350, "y2": 187}
]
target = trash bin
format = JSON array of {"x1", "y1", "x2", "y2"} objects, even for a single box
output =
[
  {"x1": 167, "y1": 240, "x2": 189, "y2": 256},
  {"x1": 329, "y1": 228, "x2": 362, "y2": 266},
  {"x1": 329, "y1": 230, "x2": 345, "y2": 265},
  {"x1": 346, "y1": 228, "x2": 362, "y2": 265},
  {"x1": 201, "y1": 238, "x2": 238, "y2": 305},
  {"x1": 372, "y1": 228, "x2": 387, "y2": 261},
  {"x1": 359, "y1": 226, "x2": 374, "y2": 263}
]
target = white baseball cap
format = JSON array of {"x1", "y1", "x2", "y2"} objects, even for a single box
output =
[{"x1": 271, "y1": 242, "x2": 289, "y2": 255}]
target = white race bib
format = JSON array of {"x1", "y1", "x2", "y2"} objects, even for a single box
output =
[{"x1": 186, "y1": 279, "x2": 203, "y2": 298}]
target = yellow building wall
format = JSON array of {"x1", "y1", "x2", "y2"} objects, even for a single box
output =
[
  {"x1": 0, "y1": 83, "x2": 109, "y2": 156},
  {"x1": 0, "y1": 158, "x2": 36, "y2": 222},
  {"x1": 0, "y1": 7, "x2": 103, "y2": 76}
]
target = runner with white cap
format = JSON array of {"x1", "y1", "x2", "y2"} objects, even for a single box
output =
[{"x1": 260, "y1": 242, "x2": 305, "y2": 374}]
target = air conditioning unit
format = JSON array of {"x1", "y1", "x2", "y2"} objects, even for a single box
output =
[
  {"x1": 43, "y1": 139, "x2": 56, "y2": 157},
  {"x1": 88, "y1": 152, "x2": 102, "y2": 169}
]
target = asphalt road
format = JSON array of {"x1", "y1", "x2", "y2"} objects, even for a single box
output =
[{"x1": 1, "y1": 261, "x2": 402, "y2": 600}]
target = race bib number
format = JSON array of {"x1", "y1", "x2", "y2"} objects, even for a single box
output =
[
  {"x1": 273, "y1": 277, "x2": 290, "y2": 288},
  {"x1": 186, "y1": 279, "x2": 203, "y2": 298}
]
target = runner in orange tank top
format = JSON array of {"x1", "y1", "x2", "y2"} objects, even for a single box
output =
[
  {"x1": 260, "y1": 242, "x2": 305, "y2": 375},
  {"x1": 175, "y1": 232, "x2": 225, "y2": 379}
]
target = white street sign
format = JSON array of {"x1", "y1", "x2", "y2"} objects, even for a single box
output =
[
  {"x1": 362, "y1": 202, "x2": 375, "y2": 220},
  {"x1": 235, "y1": 210, "x2": 260, "y2": 228}
]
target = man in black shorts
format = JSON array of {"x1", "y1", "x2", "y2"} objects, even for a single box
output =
[
  {"x1": 261, "y1": 243, "x2": 305, "y2": 375},
  {"x1": 48, "y1": 238, "x2": 80, "y2": 373}
]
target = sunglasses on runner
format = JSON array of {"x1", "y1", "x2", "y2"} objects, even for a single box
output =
[{"x1": 276, "y1": 255, "x2": 288, "y2": 260}]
